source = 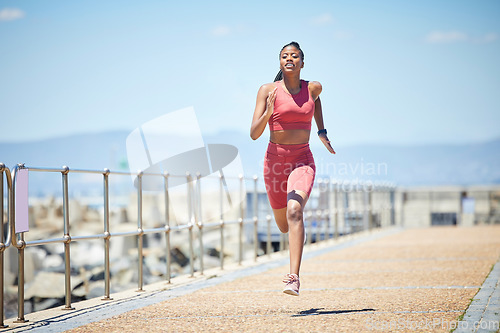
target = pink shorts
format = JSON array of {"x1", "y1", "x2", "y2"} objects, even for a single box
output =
[{"x1": 263, "y1": 142, "x2": 316, "y2": 209}]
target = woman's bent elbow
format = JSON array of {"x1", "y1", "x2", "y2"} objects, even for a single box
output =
[{"x1": 250, "y1": 128, "x2": 261, "y2": 140}]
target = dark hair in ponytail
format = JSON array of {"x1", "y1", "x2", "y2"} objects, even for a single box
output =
[
  {"x1": 274, "y1": 70, "x2": 283, "y2": 82},
  {"x1": 274, "y1": 41, "x2": 304, "y2": 82}
]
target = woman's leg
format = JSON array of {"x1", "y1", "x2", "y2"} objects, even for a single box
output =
[
  {"x1": 286, "y1": 160, "x2": 314, "y2": 277},
  {"x1": 286, "y1": 189, "x2": 308, "y2": 276},
  {"x1": 272, "y1": 191, "x2": 307, "y2": 276},
  {"x1": 272, "y1": 208, "x2": 288, "y2": 233}
]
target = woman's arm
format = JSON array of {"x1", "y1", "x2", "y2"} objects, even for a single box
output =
[
  {"x1": 311, "y1": 84, "x2": 336, "y2": 154},
  {"x1": 250, "y1": 84, "x2": 277, "y2": 140},
  {"x1": 313, "y1": 97, "x2": 326, "y2": 131}
]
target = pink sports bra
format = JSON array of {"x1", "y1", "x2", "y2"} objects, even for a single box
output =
[{"x1": 268, "y1": 80, "x2": 315, "y2": 131}]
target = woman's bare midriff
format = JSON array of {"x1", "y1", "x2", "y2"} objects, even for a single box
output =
[{"x1": 270, "y1": 129, "x2": 311, "y2": 145}]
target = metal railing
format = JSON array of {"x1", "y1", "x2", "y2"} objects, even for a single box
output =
[
  {"x1": 0, "y1": 162, "x2": 396, "y2": 326},
  {"x1": 0, "y1": 163, "x2": 13, "y2": 328}
]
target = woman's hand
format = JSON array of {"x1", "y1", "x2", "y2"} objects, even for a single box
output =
[
  {"x1": 251, "y1": 85, "x2": 277, "y2": 140},
  {"x1": 265, "y1": 87, "x2": 277, "y2": 116},
  {"x1": 319, "y1": 132, "x2": 336, "y2": 154}
]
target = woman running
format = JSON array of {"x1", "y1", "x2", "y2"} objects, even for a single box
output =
[{"x1": 250, "y1": 41, "x2": 335, "y2": 296}]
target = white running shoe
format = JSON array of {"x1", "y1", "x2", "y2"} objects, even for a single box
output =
[{"x1": 283, "y1": 273, "x2": 300, "y2": 296}]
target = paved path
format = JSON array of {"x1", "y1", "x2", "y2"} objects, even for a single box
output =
[{"x1": 3, "y1": 225, "x2": 500, "y2": 332}]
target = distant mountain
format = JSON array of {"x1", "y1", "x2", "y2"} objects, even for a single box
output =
[
  {"x1": 1, "y1": 131, "x2": 499, "y2": 196},
  {"x1": 0, "y1": 131, "x2": 130, "y2": 196},
  {"x1": 0, "y1": 130, "x2": 130, "y2": 171}
]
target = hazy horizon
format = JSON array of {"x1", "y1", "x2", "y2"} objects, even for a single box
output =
[{"x1": 0, "y1": 127, "x2": 499, "y2": 147}]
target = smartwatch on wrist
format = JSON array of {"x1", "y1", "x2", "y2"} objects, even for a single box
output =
[{"x1": 317, "y1": 129, "x2": 327, "y2": 135}]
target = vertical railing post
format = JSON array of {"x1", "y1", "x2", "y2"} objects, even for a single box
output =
[
  {"x1": 280, "y1": 175, "x2": 285, "y2": 250},
  {"x1": 315, "y1": 210, "x2": 321, "y2": 244},
  {"x1": 389, "y1": 186, "x2": 396, "y2": 225},
  {"x1": 384, "y1": 186, "x2": 389, "y2": 227},
  {"x1": 197, "y1": 173, "x2": 204, "y2": 275},
  {"x1": 401, "y1": 191, "x2": 407, "y2": 228},
  {"x1": 382, "y1": 186, "x2": 387, "y2": 227},
  {"x1": 187, "y1": 173, "x2": 194, "y2": 277},
  {"x1": 0, "y1": 165, "x2": 7, "y2": 328},
  {"x1": 164, "y1": 172, "x2": 171, "y2": 283},
  {"x1": 136, "y1": 171, "x2": 144, "y2": 292},
  {"x1": 316, "y1": 179, "x2": 323, "y2": 243},
  {"x1": 266, "y1": 214, "x2": 272, "y2": 256},
  {"x1": 333, "y1": 181, "x2": 339, "y2": 240},
  {"x1": 368, "y1": 186, "x2": 373, "y2": 231},
  {"x1": 344, "y1": 191, "x2": 350, "y2": 234},
  {"x1": 61, "y1": 166, "x2": 75, "y2": 310},
  {"x1": 487, "y1": 190, "x2": 494, "y2": 225},
  {"x1": 363, "y1": 185, "x2": 369, "y2": 232},
  {"x1": 0, "y1": 166, "x2": 4, "y2": 327},
  {"x1": 387, "y1": 186, "x2": 393, "y2": 227},
  {"x1": 253, "y1": 176, "x2": 258, "y2": 261},
  {"x1": 306, "y1": 211, "x2": 313, "y2": 245},
  {"x1": 102, "y1": 168, "x2": 112, "y2": 301},
  {"x1": 324, "y1": 179, "x2": 330, "y2": 241},
  {"x1": 10, "y1": 165, "x2": 27, "y2": 323},
  {"x1": 219, "y1": 171, "x2": 224, "y2": 270},
  {"x1": 323, "y1": 209, "x2": 329, "y2": 243},
  {"x1": 238, "y1": 175, "x2": 244, "y2": 265},
  {"x1": 279, "y1": 231, "x2": 285, "y2": 252},
  {"x1": 15, "y1": 247, "x2": 26, "y2": 323}
]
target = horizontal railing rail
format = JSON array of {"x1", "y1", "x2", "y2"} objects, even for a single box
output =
[{"x1": 0, "y1": 162, "x2": 396, "y2": 326}]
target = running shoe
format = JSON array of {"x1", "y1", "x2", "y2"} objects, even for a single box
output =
[{"x1": 283, "y1": 273, "x2": 300, "y2": 296}]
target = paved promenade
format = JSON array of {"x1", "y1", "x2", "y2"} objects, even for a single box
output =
[{"x1": 3, "y1": 225, "x2": 500, "y2": 332}]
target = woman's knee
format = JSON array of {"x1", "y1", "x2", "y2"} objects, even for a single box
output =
[{"x1": 286, "y1": 201, "x2": 303, "y2": 225}]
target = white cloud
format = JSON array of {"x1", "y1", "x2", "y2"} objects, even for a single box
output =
[
  {"x1": 209, "y1": 23, "x2": 253, "y2": 38},
  {"x1": 332, "y1": 31, "x2": 353, "y2": 41},
  {"x1": 425, "y1": 31, "x2": 498, "y2": 44},
  {"x1": 311, "y1": 13, "x2": 334, "y2": 26},
  {"x1": 475, "y1": 33, "x2": 498, "y2": 44},
  {"x1": 0, "y1": 8, "x2": 25, "y2": 22},
  {"x1": 211, "y1": 25, "x2": 231, "y2": 37},
  {"x1": 425, "y1": 31, "x2": 468, "y2": 43}
]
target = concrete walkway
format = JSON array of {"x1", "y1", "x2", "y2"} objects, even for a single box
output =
[{"x1": 3, "y1": 225, "x2": 500, "y2": 332}]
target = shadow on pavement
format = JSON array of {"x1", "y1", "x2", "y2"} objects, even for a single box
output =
[{"x1": 292, "y1": 308, "x2": 376, "y2": 317}]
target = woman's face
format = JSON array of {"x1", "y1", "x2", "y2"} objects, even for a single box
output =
[{"x1": 279, "y1": 46, "x2": 304, "y2": 74}]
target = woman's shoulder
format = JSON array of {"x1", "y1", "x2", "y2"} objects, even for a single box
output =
[
  {"x1": 306, "y1": 80, "x2": 322, "y2": 89},
  {"x1": 306, "y1": 80, "x2": 322, "y2": 98},
  {"x1": 258, "y1": 82, "x2": 278, "y2": 94},
  {"x1": 260, "y1": 82, "x2": 278, "y2": 90}
]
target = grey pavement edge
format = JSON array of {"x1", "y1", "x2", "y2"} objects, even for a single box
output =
[
  {"x1": 2, "y1": 228, "x2": 402, "y2": 333},
  {"x1": 454, "y1": 256, "x2": 500, "y2": 333}
]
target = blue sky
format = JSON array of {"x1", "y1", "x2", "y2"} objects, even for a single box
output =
[{"x1": 1, "y1": 0, "x2": 499, "y2": 146}]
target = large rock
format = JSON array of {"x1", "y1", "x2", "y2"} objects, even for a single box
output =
[{"x1": 24, "y1": 271, "x2": 82, "y2": 299}]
